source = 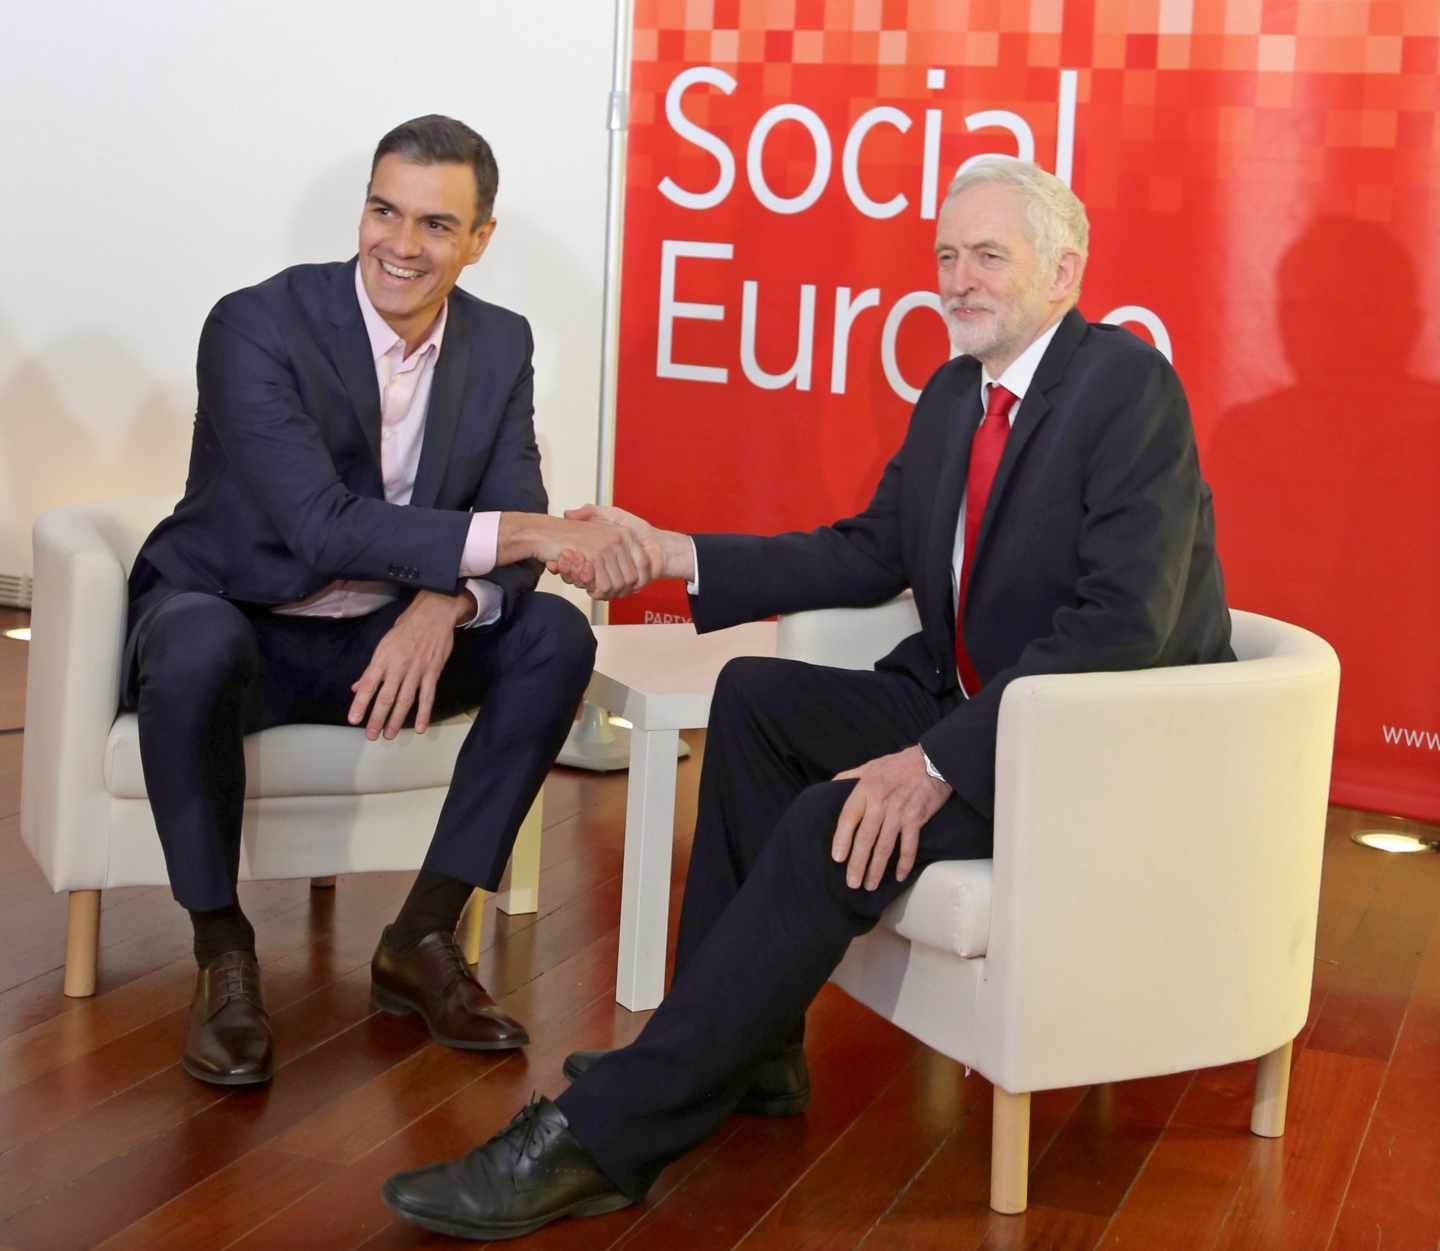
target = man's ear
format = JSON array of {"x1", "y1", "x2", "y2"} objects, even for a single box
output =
[
  {"x1": 1049, "y1": 248, "x2": 1082, "y2": 302},
  {"x1": 466, "y1": 218, "x2": 498, "y2": 266}
]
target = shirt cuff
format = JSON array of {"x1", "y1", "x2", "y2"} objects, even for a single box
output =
[
  {"x1": 685, "y1": 536, "x2": 700, "y2": 595},
  {"x1": 920, "y1": 747, "x2": 949, "y2": 786},
  {"x1": 459, "y1": 579, "x2": 503, "y2": 628},
  {"x1": 459, "y1": 511, "x2": 501, "y2": 577}
]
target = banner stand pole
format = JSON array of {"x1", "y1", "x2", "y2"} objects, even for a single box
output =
[{"x1": 558, "y1": 0, "x2": 689, "y2": 771}]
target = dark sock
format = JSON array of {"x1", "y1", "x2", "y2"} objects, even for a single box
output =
[
  {"x1": 389, "y1": 870, "x2": 475, "y2": 950},
  {"x1": 784, "y1": 1016, "x2": 807, "y2": 1054},
  {"x1": 189, "y1": 902, "x2": 256, "y2": 967}
]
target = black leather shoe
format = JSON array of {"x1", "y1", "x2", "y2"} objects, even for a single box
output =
[
  {"x1": 563, "y1": 1045, "x2": 810, "y2": 1116},
  {"x1": 181, "y1": 950, "x2": 273, "y2": 1086},
  {"x1": 381, "y1": 1096, "x2": 633, "y2": 1240},
  {"x1": 371, "y1": 927, "x2": 529, "y2": 1051}
]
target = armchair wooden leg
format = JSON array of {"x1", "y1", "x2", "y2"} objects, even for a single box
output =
[
  {"x1": 496, "y1": 795, "x2": 542, "y2": 917},
  {"x1": 990, "y1": 1086, "x2": 1031, "y2": 1214},
  {"x1": 456, "y1": 795, "x2": 543, "y2": 963},
  {"x1": 309, "y1": 875, "x2": 337, "y2": 889},
  {"x1": 1250, "y1": 1039, "x2": 1293, "y2": 1138},
  {"x1": 64, "y1": 890, "x2": 101, "y2": 998},
  {"x1": 456, "y1": 888, "x2": 487, "y2": 965}
]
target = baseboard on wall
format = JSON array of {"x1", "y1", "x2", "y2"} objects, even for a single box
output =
[{"x1": 0, "y1": 573, "x2": 33, "y2": 610}]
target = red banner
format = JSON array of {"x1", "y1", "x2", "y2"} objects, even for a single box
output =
[{"x1": 611, "y1": 0, "x2": 1440, "y2": 822}]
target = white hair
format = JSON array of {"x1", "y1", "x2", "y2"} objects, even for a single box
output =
[{"x1": 944, "y1": 157, "x2": 1089, "y2": 268}]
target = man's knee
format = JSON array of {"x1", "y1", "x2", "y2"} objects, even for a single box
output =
[
  {"x1": 770, "y1": 781, "x2": 850, "y2": 889},
  {"x1": 710, "y1": 656, "x2": 810, "y2": 728},
  {"x1": 770, "y1": 780, "x2": 891, "y2": 922},
  {"x1": 137, "y1": 594, "x2": 258, "y2": 695},
  {"x1": 508, "y1": 592, "x2": 596, "y2": 691}
]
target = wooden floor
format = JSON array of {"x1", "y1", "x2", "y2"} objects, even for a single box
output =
[{"x1": 2, "y1": 613, "x2": 1439, "y2": 1251}]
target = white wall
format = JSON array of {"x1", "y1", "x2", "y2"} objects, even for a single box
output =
[{"x1": 0, "y1": 0, "x2": 614, "y2": 607}]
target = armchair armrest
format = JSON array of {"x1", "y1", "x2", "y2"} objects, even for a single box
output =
[
  {"x1": 775, "y1": 593, "x2": 921, "y2": 671},
  {"x1": 976, "y1": 626, "x2": 1340, "y2": 1093},
  {"x1": 21, "y1": 497, "x2": 173, "y2": 888}
]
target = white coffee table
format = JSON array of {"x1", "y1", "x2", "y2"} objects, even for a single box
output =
[{"x1": 586, "y1": 621, "x2": 777, "y2": 1010}]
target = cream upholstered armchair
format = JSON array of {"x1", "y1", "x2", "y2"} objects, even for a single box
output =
[
  {"x1": 776, "y1": 595, "x2": 1339, "y2": 1215},
  {"x1": 20, "y1": 497, "x2": 542, "y2": 997}
]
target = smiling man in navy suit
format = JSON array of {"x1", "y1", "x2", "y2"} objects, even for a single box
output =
[{"x1": 125, "y1": 115, "x2": 649, "y2": 1087}]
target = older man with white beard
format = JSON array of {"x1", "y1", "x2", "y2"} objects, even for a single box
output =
[{"x1": 381, "y1": 157, "x2": 1234, "y2": 1242}]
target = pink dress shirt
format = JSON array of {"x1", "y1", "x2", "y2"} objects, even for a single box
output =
[{"x1": 274, "y1": 268, "x2": 503, "y2": 626}]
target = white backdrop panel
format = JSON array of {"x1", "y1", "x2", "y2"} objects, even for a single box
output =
[{"x1": 0, "y1": 0, "x2": 612, "y2": 607}]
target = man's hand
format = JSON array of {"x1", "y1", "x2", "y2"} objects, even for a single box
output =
[
  {"x1": 831, "y1": 746, "x2": 952, "y2": 890},
  {"x1": 553, "y1": 505, "x2": 695, "y2": 592},
  {"x1": 347, "y1": 589, "x2": 473, "y2": 740},
  {"x1": 496, "y1": 511, "x2": 660, "y2": 599}
]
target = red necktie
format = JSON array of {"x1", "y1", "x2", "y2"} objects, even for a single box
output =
[{"x1": 955, "y1": 383, "x2": 1017, "y2": 694}]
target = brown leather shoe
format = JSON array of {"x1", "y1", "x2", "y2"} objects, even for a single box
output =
[
  {"x1": 182, "y1": 950, "x2": 273, "y2": 1086},
  {"x1": 371, "y1": 927, "x2": 529, "y2": 1051}
]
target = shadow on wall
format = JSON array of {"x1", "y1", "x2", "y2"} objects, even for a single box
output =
[
  {"x1": 1207, "y1": 216, "x2": 1440, "y2": 791},
  {"x1": 287, "y1": 153, "x2": 369, "y2": 267},
  {"x1": 0, "y1": 154, "x2": 367, "y2": 577},
  {"x1": 478, "y1": 202, "x2": 606, "y2": 605},
  {"x1": 0, "y1": 313, "x2": 192, "y2": 575}
]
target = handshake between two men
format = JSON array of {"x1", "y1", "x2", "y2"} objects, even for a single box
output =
[{"x1": 505, "y1": 504, "x2": 687, "y2": 601}]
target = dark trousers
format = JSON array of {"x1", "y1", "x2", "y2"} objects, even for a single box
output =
[
  {"x1": 123, "y1": 574, "x2": 595, "y2": 911},
  {"x1": 556, "y1": 655, "x2": 993, "y2": 1198}
]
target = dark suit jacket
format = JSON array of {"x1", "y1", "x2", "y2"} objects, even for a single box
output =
[
  {"x1": 689, "y1": 308, "x2": 1233, "y2": 820},
  {"x1": 131, "y1": 259, "x2": 546, "y2": 618}
]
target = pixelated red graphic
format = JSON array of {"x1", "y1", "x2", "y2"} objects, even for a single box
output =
[{"x1": 611, "y1": 0, "x2": 1440, "y2": 822}]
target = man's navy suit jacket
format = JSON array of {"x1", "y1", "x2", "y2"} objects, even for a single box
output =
[
  {"x1": 689, "y1": 308, "x2": 1234, "y2": 821},
  {"x1": 131, "y1": 259, "x2": 546, "y2": 619}
]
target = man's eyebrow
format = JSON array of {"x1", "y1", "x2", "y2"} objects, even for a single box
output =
[
  {"x1": 365, "y1": 195, "x2": 463, "y2": 227},
  {"x1": 935, "y1": 238, "x2": 1012, "y2": 258}
]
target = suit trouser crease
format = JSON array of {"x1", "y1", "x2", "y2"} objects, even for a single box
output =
[
  {"x1": 127, "y1": 587, "x2": 594, "y2": 911},
  {"x1": 556, "y1": 656, "x2": 991, "y2": 1198}
]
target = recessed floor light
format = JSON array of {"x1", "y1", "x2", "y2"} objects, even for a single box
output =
[
  {"x1": 1350, "y1": 830, "x2": 1440, "y2": 854},
  {"x1": 2, "y1": 627, "x2": 30, "y2": 643}
]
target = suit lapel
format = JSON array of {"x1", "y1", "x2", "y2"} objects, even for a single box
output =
[
  {"x1": 924, "y1": 370, "x2": 982, "y2": 648},
  {"x1": 326, "y1": 260, "x2": 383, "y2": 465},
  {"x1": 409, "y1": 291, "x2": 474, "y2": 509},
  {"x1": 966, "y1": 309, "x2": 1088, "y2": 588}
]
